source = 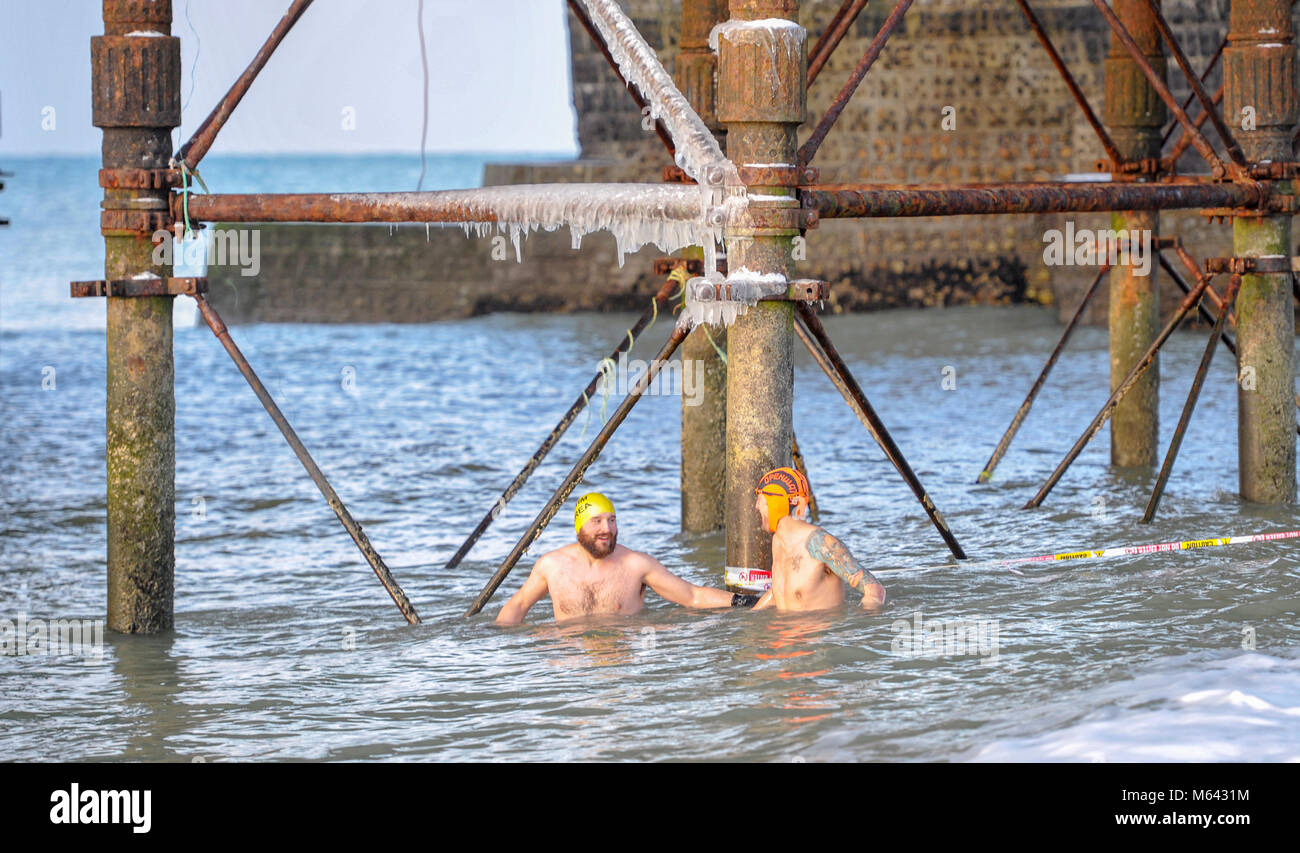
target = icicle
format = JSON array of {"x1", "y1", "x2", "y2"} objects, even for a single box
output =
[
  {"x1": 341, "y1": 181, "x2": 745, "y2": 268},
  {"x1": 431, "y1": 183, "x2": 722, "y2": 266}
]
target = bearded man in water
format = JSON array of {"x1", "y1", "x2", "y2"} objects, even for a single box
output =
[
  {"x1": 495, "y1": 492, "x2": 755, "y2": 625},
  {"x1": 749, "y1": 467, "x2": 887, "y2": 613}
]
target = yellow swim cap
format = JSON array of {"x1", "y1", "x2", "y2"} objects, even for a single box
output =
[{"x1": 574, "y1": 492, "x2": 615, "y2": 535}]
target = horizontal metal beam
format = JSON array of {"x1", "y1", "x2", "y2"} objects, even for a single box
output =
[
  {"x1": 803, "y1": 181, "x2": 1266, "y2": 218},
  {"x1": 178, "y1": 184, "x2": 715, "y2": 225}
]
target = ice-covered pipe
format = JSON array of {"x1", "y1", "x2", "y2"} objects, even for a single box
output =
[
  {"x1": 578, "y1": 0, "x2": 738, "y2": 187},
  {"x1": 183, "y1": 183, "x2": 728, "y2": 267}
]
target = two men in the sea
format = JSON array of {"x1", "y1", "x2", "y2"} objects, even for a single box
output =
[{"x1": 494, "y1": 471, "x2": 885, "y2": 625}]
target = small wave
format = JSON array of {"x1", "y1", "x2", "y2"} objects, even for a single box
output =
[{"x1": 969, "y1": 652, "x2": 1300, "y2": 762}]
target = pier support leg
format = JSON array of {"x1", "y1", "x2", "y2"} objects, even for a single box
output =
[
  {"x1": 94, "y1": 1, "x2": 182, "y2": 632},
  {"x1": 678, "y1": 0, "x2": 729, "y2": 534},
  {"x1": 1226, "y1": 0, "x2": 1297, "y2": 503},
  {"x1": 718, "y1": 0, "x2": 804, "y2": 591},
  {"x1": 1104, "y1": 0, "x2": 1165, "y2": 468}
]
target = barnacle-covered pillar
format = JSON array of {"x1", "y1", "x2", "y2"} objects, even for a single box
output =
[
  {"x1": 679, "y1": 0, "x2": 730, "y2": 534},
  {"x1": 1104, "y1": 0, "x2": 1165, "y2": 468},
  {"x1": 717, "y1": 0, "x2": 805, "y2": 591},
  {"x1": 94, "y1": 0, "x2": 181, "y2": 632},
  {"x1": 1226, "y1": 0, "x2": 1297, "y2": 502}
]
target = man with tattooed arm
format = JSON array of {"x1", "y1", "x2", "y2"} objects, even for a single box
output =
[{"x1": 749, "y1": 467, "x2": 887, "y2": 613}]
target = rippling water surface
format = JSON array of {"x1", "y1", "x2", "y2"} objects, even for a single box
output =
[{"x1": 2, "y1": 157, "x2": 1299, "y2": 761}]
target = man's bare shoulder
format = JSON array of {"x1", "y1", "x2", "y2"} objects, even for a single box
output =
[
  {"x1": 534, "y1": 544, "x2": 581, "y2": 573},
  {"x1": 776, "y1": 515, "x2": 821, "y2": 549},
  {"x1": 613, "y1": 546, "x2": 660, "y2": 572}
]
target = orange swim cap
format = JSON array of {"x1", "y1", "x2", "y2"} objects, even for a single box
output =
[{"x1": 756, "y1": 467, "x2": 811, "y2": 533}]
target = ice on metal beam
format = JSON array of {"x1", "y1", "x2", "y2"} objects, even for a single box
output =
[{"x1": 579, "y1": 0, "x2": 737, "y2": 188}]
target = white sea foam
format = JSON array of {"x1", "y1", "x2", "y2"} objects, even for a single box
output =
[{"x1": 968, "y1": 652, "x2": 1300, "y2": 762}]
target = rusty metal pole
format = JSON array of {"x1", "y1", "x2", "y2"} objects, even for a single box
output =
[
  {"x1": 677, "y1": 0, "x2": 729, "y2": 534},
  {"x1": 93, "y1": 0, "x2": 182, "y2": 633},
  {"x1": 445, "y1": 275, "x2": 683, "y2": 569},
  {"x1": 1025, "y1": 273, "x2": 1212, "y2": 508},
  {"x1": 1225, "y1": 0, "x2": 1297, "y2": 503},
  {"x1": 193, "y1": 295, "x2": 421, "y2": 625},
  {"x1": 976, "y1": 264, "x2": 1110, "y2": 484},
  {"x1": 1103, "y1": 0, "x2": 1166, "y2": 468},
  {"x1": 718, "y1": 0, "x2": 804, "y2": 593},
  {"x1": 1015, "y1": 0, "x2": 1125, "y2": 169},
  {"x1": 466, "y1": 319, "x2": 693, "y2": 617},
  {"x1": 1142, "y1": 275, "x2": 1243, "y2": 523},
  {"x1": 176, "y1": 0, "x2": 314, "y2": 171},
  {"x1": 794, "y1": 306, "x2": 966, "y2": 560}
]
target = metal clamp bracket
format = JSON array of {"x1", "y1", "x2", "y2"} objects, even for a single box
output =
[
  {"x1": 99, "y1": 168, "x2": 181, "y2": 190},
  {"x1": 71, "y1": 276, "x2": 208, "y2": 298},
  {"x1": 738, "y1": 164, "x2": 818, "y2": 187},
  {"x1": 653, "y1": 257, "x2": 729, "y2": 277},
  {"x1": 759, "y1": 279, "x2": 829, "y2": 302},
  {"x1": 1203, "y1": 257, "x2": 1299, "y2": 275}
]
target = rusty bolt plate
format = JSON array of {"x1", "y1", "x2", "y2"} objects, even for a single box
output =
[
  {"x1": 737, "y1": 165, "x2": 816, "y2": 187},
  {"x1": 101, "y1": 209, "x2": 174, "y2": 235},
  {"x1": 99, "y1": 168, "x2": 181, "y2": 190},
  {"x1": 70, "y1": 276, "x2": 208, "y2": 298},
  {"x1": 1204, "y1": 257, "x2": 1298, "y2": 275},
  {"x1": 757, "y1": 279, "x2": 829, "y2": 302},
  {"x1": 740, "y1": 206, "x2": 818, "y2": 230}
]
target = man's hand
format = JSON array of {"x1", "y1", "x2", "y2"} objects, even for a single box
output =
[{"x1": 859, "y1": 585, "x2": 886, "y2": 611}]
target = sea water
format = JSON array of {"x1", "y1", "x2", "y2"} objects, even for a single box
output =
[{"x1": 2, "y1": 154, "x2": 1299, "y2": 761}]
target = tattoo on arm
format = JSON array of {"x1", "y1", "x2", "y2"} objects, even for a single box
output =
[{"x1": 806, "y1": 529, "x2": 882, "y2": 593}]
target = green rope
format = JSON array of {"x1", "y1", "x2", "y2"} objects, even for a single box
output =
[
  {"x1": 579, "y1": 390, "x2": 592, "y2": 442},
  {"x1": 596, "y1": 356, "x2": 617, "y2": 424},
  {"x1": 180, "y1": 164, "x2": 193, "y2": 240},
  {"x1": 578, "y1": 358, "x2": 619, "y2": 442},
  {"x1": 178, "y1": 162, "x2": 210, "y2": 241}
]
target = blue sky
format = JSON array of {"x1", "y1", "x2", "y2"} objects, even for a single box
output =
[{"x1": 0, "y1": 0, "x2": 579, "y2": 155}]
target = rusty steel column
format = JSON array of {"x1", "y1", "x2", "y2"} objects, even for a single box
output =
[
  {"x1": 1225, "y1": 0, "x2": 1297, "y2": 502},
  {"x1": 718, "y1": 0, "x2": 804, "y2": 592},
  {"x1": 678, "y1": 0, "x2": 729, "y2": 534},
  {"x1": 93, "y1": 0, "x2": 182, "y2": 632},
  {"x1": 1103, "y1": 0, "x2": 1166, "y2": 467}
]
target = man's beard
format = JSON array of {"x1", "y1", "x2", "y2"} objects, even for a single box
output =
[{"x1": 578, "y1": 527, "x2": 617, "y2": 559}]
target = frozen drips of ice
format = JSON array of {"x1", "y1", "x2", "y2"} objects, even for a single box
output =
[
  {"x1": 684, "y1": 267, "x2": 788, "y2": 328},
  {"x1": 709, "y1": 18, "x2": 806, "y2": 87},
  {"x1": 421, "y1": 183, "x2": 722, "y2": 267},
  {"x1": 579, "y1": 0, "x2": 737, "y2": 189}
]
